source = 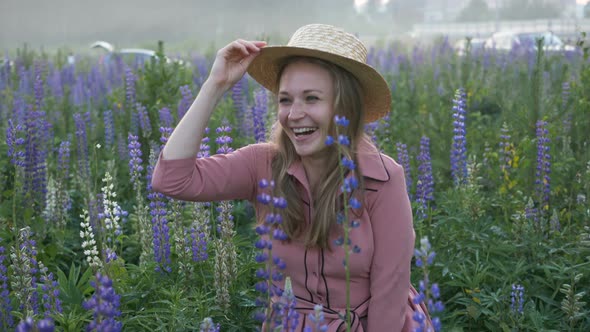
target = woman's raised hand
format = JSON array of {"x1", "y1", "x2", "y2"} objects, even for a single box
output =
[{"x1": 207, "y1": 39, "x2": 266, "y2": 91}]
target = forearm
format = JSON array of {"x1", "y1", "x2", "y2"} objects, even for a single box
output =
[{"x1": 162, "y1": 80, "x2": 226, "y2": 160}]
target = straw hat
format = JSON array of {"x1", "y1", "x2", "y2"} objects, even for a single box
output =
[{"x1": 247, "y1": 24, "x2": 391, "y2": 123}]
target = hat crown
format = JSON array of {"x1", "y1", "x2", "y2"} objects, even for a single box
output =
[{"x1": 287, "y1": 24, "x2": 368, "y2": 65}]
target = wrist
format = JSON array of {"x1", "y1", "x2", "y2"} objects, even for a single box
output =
[{"x1": 200, "y1": 79, "x2": 230, "y2": 101}]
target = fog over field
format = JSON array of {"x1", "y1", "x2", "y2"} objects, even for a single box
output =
[
  {"x1": 1, "y1": 0, "x2": 585, "y2": 52},
  {"x1": 1, "y1": 0, "x2": 377, "y2": 52}
]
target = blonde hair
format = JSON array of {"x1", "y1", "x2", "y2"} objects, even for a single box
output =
[{"x1": 269, "y1": 57, "x2": 365, "y2": 249}]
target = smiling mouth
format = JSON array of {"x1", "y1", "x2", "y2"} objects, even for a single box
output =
[{"x1": 292, "y1": 127, "x2": 318, "y2": 137}]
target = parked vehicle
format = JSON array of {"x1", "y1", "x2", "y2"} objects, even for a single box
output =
[
  {"x1": 483, "y1": 31, "x2": 576, "y2": 54},
  {"x1": 453, "y1": 37, "x2": 487, "y2": 56},
  {"x1": 90, "y1": 41, "x2": 187, "y2": 67}
]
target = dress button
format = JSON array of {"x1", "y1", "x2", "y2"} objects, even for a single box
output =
[{"x1": 313, "y1": 272, "x2": 318, "y2": 277}]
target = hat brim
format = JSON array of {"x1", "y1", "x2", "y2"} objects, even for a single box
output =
[{"x1": 246, "y1": 46, "x2": 391, "y2": 123}]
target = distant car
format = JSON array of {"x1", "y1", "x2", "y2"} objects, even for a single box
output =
[
  {"x1": 483, "y1": 31, "x2": 576, "y2": 54},
  {"x1": 0, "y1": 58, "x2": 13, "y2": 71},
  {"x1": 90, "y1": 41, "x2": 188, "y2": 67},
  {"x1": 453, "y1": 37, "x2": 486, "y2": 56}
]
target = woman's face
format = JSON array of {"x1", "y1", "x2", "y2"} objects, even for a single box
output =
[{"x1": 278, "y1": 61, "x2": 335, "y2": 161}]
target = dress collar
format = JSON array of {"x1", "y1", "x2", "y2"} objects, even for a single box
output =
[{"x1": 286, "y1": 136, "x2": 389, "y2": 185}]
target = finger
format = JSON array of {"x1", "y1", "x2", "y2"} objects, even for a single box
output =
[
  {"x1": 236, "y1": 39, "x2": 266, "y2": 53},
  {"x1": 240, "y1": 51, "x2": 263, "y2": 69},
  {"x1": 253, "y1": 41, "x2": 267, "y2": 48},
  {"x1": 226, "y1": 40, "x2": 250, "y2": 58}
]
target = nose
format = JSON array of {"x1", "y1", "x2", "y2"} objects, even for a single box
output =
[{"x1": 288, "y1": 100, "x2": 305, "y2": 121}]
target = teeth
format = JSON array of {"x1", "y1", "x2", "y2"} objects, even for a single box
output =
[{"x1": 293, "y1": 127, "x2": 317, "y2": 134}]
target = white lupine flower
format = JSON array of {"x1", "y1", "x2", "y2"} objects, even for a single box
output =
[
  {"x1": 101, "y1": 172, "x2": 123, "y2": 236},
  {"x1": 80, "y1": 209, "x2": 102, "y2": 268}
]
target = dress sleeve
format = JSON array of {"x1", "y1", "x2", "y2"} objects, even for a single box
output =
[
  {"x1": 366, "y1": 156, "x2": 415, "y2": 332},
  {"x1": 150, "y1": 143, "x2": 272, "y2": 202}
]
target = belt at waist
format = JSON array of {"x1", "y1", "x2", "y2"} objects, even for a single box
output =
[{"x1": 274, "y1": 295, "x2": 370, "y2": 332}]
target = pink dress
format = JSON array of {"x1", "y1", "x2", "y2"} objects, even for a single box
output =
[{"x1": 151, "y1": 138, "x2": 432, "y2": 331}]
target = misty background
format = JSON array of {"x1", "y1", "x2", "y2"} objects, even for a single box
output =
[{"x1": 1, "y1": 0, "x2": 589, "y2": 53}]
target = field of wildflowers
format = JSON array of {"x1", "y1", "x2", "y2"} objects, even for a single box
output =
[{"x1": 1, "y1": 36, "x2": 589, "y2": 331}]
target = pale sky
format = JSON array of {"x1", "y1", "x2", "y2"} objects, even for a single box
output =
[{"x1": 356, "y1": 0, "x2": 587, "y2": 6}]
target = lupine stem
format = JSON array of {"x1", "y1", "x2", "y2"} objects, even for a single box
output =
[{"x1": 334, "y1": 126, "x2": 352, "y2": 332}]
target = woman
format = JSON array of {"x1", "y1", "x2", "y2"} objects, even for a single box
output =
[{"x1": 151, "y1": 24, "x2": 431, "y2": 331}]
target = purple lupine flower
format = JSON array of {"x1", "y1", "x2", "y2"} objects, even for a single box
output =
[
  {"x1": 0, "y1": 241, "x2": 14, "y2": 329},
  {"x1": 272, "y1": 277, "x2": 299, "y2": 331},
  {"x1": 413, "y1": 237, "x2": 444, "y2": 332},
  {"x1": 103, "y1": 110, "x2": 115, "y2": 150},
  {"x1": 254, "y1": 180, "x2": 289, "y2": 325},
  {"x1": 48, "y1": 65, "x2": 64, "y2": 102},
  {"x1": 159, "y1": 107, "x2": 173, "y2": 129},
  {"x1": 192, "y1": 54, "x2": 209, "y2": 88},
  {"x1": 71, "y1": 73, "x2": 85, "y2": 106},
  {"x1": 535, "y1": 121, "x2": 551, "y2": 216},
  {"x1": 306, "y1": 304, "x2": 329, "y2": 332},
  {"x1": 6, "y1": 119, "x2": 26, "y2": 167},
  {"x1": 199, "y1": 317, "x2": 220, "y2": 332},
  {"x1": 74, "y1": 113, "x2": 91, "y2": 184},
  {"x1": 36, "y1": 318, "x2": 55, "y2": 332},
  {"x1": 232, "y1": 76, "x2": 251, "y2": 136},
  {"x1": 178, "y1": 85, "x2": 193, "y2": 121},
  {"x1": 22, "y1": 104, "x2": 51, "y2": 212},
  {"x1": 90, "y1": 65, "x2": 109, "y2": 106},
  {"x1": 253, "y1": 88, "x2": 268, "y2": 142},
  {"x1": 416, "y1": 136, "x2": 434, "y2": 219},
  {"x1": 117, "y1": 133, "x2": 128, "y2": 162},
  {"x1": 39, "y1": 269, "x2": 62, "y2": 317},
  {"x1": 338, "y1": 135, "x2": 350, "y2": 146},
  {"x1": 215, "y1": 123, "x2": 233, "y2": 154},
  {"x1": 334, "y1": 115, "x2": 350, "y2": 127},
  {"x1": 190, "y1": 229, "x2": 208, "y2": 262},
  {"x1": 146, "y1": 162, "x2": 171, "y2": 273},
  {"x1": 364, "y1": 121, "x2": 379, "y2": 146},
  {"x1": 16, "y1": 317, "x2": 54, "y2": 332},
  {"x1": 136, "y1": 103, "x2": 152, "y2": 138},
  {"x1": 16, "y1": 317, "x2": 34, "y2": 332},
  {"x1": 451, "y1": 88, "x2": 468, "y2": 186},
  {"x1": 510, "y1": 284, "x2": 525, "y2": 315},
  {"x1": 83, "y1": 272, "x2": 122, "y2": 332},
  {"x1": 60, "y1": 62, "x2": 76, "y2": 87},
  {"x1": 396, "y1": 142, "x2": 412, "y2": 199},
  {"x1": 104, "y1": 248, "x2": 118, "y2": 263},
  {"x1": 159, "y1": 127, "x2": 173, "y2": 149},
  {"x1": 336, "y1": 115, "x2": 361, "y2": 260},
  {"x1": 17, "y1": 64, "x2": 31, "y2": 97},
  {"x1": 340, "y1": 157, "x2": 356, "y2": 171},
  {"x1": 33, "y1": 62, "x2": 44, "y2": 111},
  {"x1": 124, "y1": 66, "x2": 136, "y2": 108},
  {"x1": 198, "y1": 127, "x2": 211, "y2": 158},
  {"x1": 128, "y1": 133, "x2": 143, "y2": 189},
  {"x1": 12, "y1": 95, "x2": 26, "y2": 125}
]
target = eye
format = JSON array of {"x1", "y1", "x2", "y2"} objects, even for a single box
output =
[
  {"x1": 306, "y1": 95, "x2": 319, "y2": 102},
  {"x1": 279, "y1": 97, "x2": 291, "y2": 105}
]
